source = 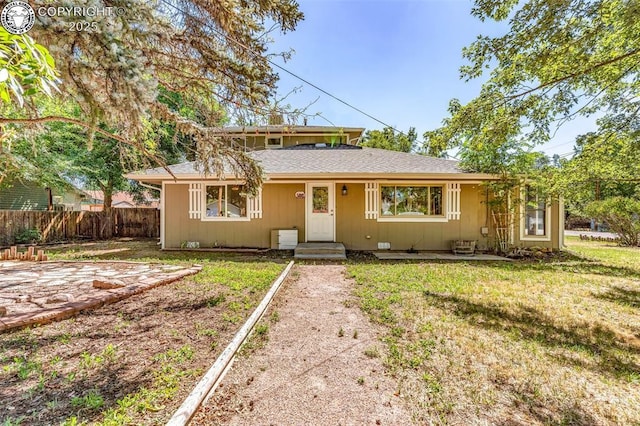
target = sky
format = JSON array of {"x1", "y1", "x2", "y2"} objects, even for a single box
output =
[{"x1": 268, "y1": 0, "x2": 595, "y2": 158}]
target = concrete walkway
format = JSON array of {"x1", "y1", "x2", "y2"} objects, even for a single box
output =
[{"x1": 0, "y1": 261, "x2": 201, "y2": 332}]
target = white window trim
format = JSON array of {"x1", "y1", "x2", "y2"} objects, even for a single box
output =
[
  {"x1": 265, "y1": 135, "x2": 283, "y2": 149},
  {"x1": 201, "y1": 183, "x2": 251, "y2": 222},
  {"x1": 520, "y1": 186, "x2": 551, "y2": 242},
  {"x1": 377, "y1": 183, "x2": 447, "y2": 223},
  {"x1": 377, "y1": 217, "x2": 449, "y2": 223}
]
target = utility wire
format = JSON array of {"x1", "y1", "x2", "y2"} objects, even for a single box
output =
[{"x1": 157, "y1": 0, "x2": 419, "y2": 142}]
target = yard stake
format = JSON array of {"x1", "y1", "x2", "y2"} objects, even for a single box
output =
[{"x1": 167, "y1": 260, "x2": 295, "y2": 426}]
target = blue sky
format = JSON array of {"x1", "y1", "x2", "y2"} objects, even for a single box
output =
[{"x1": 269, "y1": 0, "x2": 593, "y2": 157}]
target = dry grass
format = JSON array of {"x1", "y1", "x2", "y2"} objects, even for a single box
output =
[
  {"x1": 347, "y1": 238, "x2": 640, "y2": 425},
  {"x1": 0, "y1": 240, "x2": 286, "y2": 425}
]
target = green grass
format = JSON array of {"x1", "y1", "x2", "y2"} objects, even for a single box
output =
[
  {"x1": 347, "y1": 239, "x2": 640, "y2": 425},
  {"x1": 2, "y1": 240, "x2": 286, "y2": 426},
  {"x1": 71, "y1": 390, "x2": 105, "y2": 410},
  {"x1": 565, "y1": 235, "x2": 640, "y2": 270}
]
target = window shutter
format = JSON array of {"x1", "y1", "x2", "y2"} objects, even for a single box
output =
[
  {"x1": 188, "y1": 183, "x2": 202, "y2": 219},
  {"x1": 249, "y1": 188, "x2": 262, "y2": 219},
  {"x1": 365, "y1": 182, "x2": 378, "y2": 219},
  {"x1": 446, "y1": 183, "x2": 461, "y2": 220}
]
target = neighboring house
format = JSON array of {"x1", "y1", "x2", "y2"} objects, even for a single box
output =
[
  {"x1": 0, "y1": 179, "x2": 87, "y2": 211},
  {"x1": 81, "y1": 190, "x2": 160, "y2": 211},
  {"x1": 127, "y1": 125, "x2": 564, "y2": 251}
]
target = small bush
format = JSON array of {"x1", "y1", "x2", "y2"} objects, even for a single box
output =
[
  {"x1": 585, "y1": 197, "x2": 640, "y2": 246},
  {"x1": 14, "y1": 228, "x2": 42, "y2": 244}
]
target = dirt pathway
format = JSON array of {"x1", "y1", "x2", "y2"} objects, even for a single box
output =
[{"x1": 194, "y1": 264, "x2": 412, "y2": 425}]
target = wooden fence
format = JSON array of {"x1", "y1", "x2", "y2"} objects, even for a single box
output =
[{"x1": 0, "y1": 209, "x2": 160, "y2": 246}]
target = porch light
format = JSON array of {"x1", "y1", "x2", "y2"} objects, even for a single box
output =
[{"x1": 341, "y1": 184, "x2": 348, "y2": 196}]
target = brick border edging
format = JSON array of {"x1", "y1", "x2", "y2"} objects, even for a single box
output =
[{"x1": 0, "y1": 264, "x2": 203, "y2": 333}]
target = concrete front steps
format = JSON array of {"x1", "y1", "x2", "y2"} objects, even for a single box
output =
[{"x1": 294, "y1": 243, "x2": 346, "y2": 260}]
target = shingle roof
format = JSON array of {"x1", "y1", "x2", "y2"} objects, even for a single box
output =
[
  {"x1": 129, "y1": 147, "x2": 467, "y2": 179},
  {"x1": 255, "y1": 147, "x2": 462, "y2": 174}
]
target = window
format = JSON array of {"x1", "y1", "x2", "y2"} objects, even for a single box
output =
[
  {"x1": 523, "y1": 185, "x2": 546, "y2": 236},
  {"x1": 312, "y1": 186, "x2": 329, "y2": 213},
  {"x1": 380, "y1": 185, "x2": 443, "y2": 217},
  {"x1": 205, "y1": 184, "x2": 247, "y2": 219},
  {"x1": 265, "y1": 135, "x2": 282, "y2": 148}
]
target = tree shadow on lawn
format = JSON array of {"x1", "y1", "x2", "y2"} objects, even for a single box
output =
[
  {"x1": 0, "y1": 360, "x2": 157, "y2": 424},
  {"x1": 497, "y1": 397, "x2": 599, "y2": 426},
  {"x1": 454, "y1": 253, "x2": 640, "y2": 282},
  {"x1": 44, "y1": 239, "x2": 289, "y2": 264},
  {"x1": 594, "y1": 286, "x2": 640, "y2": 309},
  {"x1": 423, "y1": 291, "x2": 640, "y2": 381}
]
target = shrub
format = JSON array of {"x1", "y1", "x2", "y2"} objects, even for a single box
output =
[
  {"x1": 585, "y1": 197, "x2": 640, "y2": 246},
  {"x1": 14, "y1": 228, "x2": 42, "y2": 244}
]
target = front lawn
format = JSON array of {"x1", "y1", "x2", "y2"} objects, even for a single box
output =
[
  {"x1": 0, "y1": 240, "x2": 286, "y2": 425},
  {"x1": 347, "y1": 238, "x2": 640, "y2": 425}
]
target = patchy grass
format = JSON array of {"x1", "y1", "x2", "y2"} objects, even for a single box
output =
[
  {"x1": 565, "y1": 235, "x2": 640, "y2": 271},
  {"x1": 0, "y1": 240, "x2": 286, "y2": 425},
  {"x1": 347, "y1": 239, "x2": 640, "y2": 425}
]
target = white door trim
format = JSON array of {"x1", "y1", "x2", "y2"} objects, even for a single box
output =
[{"x1": 305, "y1": 182, "x2": 336, "y2": 242}]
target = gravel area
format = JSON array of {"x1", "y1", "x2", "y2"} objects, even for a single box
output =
[{"x1": 194, "y1": 264, "x2": 412, "y2": 425}]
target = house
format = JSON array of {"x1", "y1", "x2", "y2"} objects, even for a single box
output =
[
  {"x1": 126, "y1": 126, "x2": 564, "y2": 252},
  {"x1": 81, "y1": 190, "x2": 160, "y2": 211},
  {"x1": 0, "y1": 179, "x2": 87, "y2": 211}
]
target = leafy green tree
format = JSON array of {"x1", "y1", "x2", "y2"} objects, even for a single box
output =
[
  {"x1": 422, "y1": 0, "x2": 639, "y2": 248},
  {"x1": 1, "y1": 0, "x2": 304, "y2": 194},
  {"x1": 7, "y1": 99, "x2": 190, "y2": 236},
  {"x1": 360, "y1": 127, "x2": 417, "y2": 152},
  {"x1": 0, "y1": 28, "x2": 58, "y2": 106},
  {"x1": 585, "y1": 197, "x2": 640, "y2": 246},
  {"x1": 425, "y1": 0, "x2": 639, "y2": 173},
  {"x1": 555, "y1": 131, "x2": 640, "y2": 208}
]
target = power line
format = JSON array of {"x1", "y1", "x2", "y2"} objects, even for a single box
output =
[{"x1": 157, "y1": 0, "x2": 419, "y2": 142}]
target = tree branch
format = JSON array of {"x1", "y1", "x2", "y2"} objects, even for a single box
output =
[
  {"x1": 506, "y1": 48, "x2": 640, "y2": 100},
  {"x1": 0, "y1": 115, "x2": 175, "y2": 178}
]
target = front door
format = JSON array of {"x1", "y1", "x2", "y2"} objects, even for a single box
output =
[{"x1": 306, "y1": 183, "x2": 335, "y2": 241}]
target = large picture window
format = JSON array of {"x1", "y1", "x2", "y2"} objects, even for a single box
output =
[
  {"x1": 205, "y1": 184, "x2": 247, "y2": 219},
  {"x1": 524, "y1": 185, "x2": 546, "y2": 236},
  {"x1": 380, "y1": 185, "x2": 443, "y2": 217}
]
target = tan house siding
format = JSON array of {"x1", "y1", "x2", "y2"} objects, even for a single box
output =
[
  {"x1": 336, "y1": 183, "x2": 490, "y2": 251},
  {"x1": 235, "y1": 132, "x2": 363, "y2": 150},
  {"x1": 164, "y1": 181, "x2": 561, "y2": 251},
  {"x1": 164, "y1": 183, "x2": 305, "y2": 248}
]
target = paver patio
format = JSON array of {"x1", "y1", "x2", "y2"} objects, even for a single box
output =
[{"x1": 0, "y1": 260, "x2": 201, "y2": 332}]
